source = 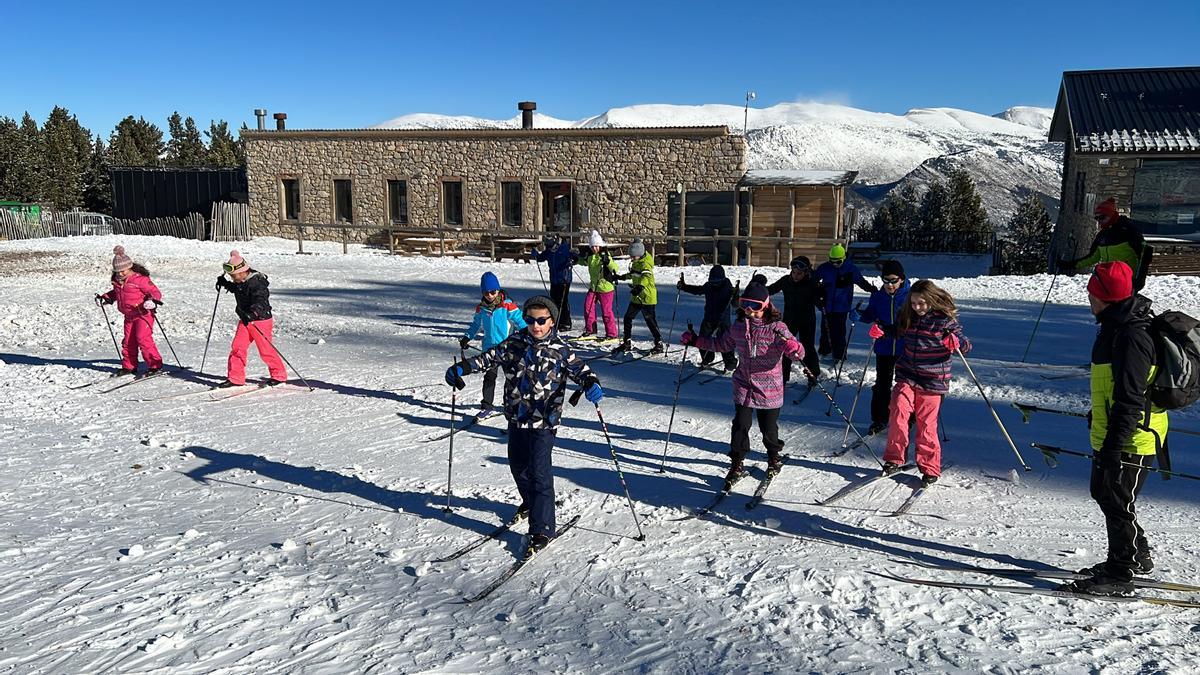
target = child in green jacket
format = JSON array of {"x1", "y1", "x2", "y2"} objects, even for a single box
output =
[{"x1": 616, "y1": 238, "x2": 663, "y2": 354}]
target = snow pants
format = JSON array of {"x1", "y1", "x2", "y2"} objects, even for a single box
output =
[
  {"x1": 227, "y1": 318, "x2": 287, "y2": 385},
  {"x1": 480, "y1": 365, "x2": 499, "y2": 409},
  {"x1": 583, "y1": 289, "x2": 617, "y2": 338},
  {"x1": 122, "y1": 314, "x2": 163, "y2": 371},
  {"x1": 550, "y1": 282, "x2": 572, "y2": 331},
  {"x1": 731, "y1": 404, "x2": 782, "y2": 463},
  {"x1": 698, "y1": 319, "x2": 737, "y2": 370},
  {"x1": 1091, "y1": 452, "x2": 1153, "y2": 578},
  {"x1": 871, "y1": 354, "x2": 898, "y2": 427},
  {"x1": 883, "y1": 381, "x2": 943, "y2": 477},
  {"x1": 820, "y1": 311, "x2": 849, "y2": 361},
  {"x1": 622, "y1": 302, "x2": 662, "y2": 343},
  {"x1": 507, "y1": 425, "x2": 557, "y2": 537}
]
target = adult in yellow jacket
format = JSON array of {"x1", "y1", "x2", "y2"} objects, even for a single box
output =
[
  {"x1": 616, "y1": 238, "x2": 663, "y2": 354},
  {"x1": 1060, "y1": 198, "x2": 1150, "y2": 290}
]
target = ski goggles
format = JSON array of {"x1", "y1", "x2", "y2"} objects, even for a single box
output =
[
  {"x1": 524, "y1": 314, "x2": 553, "y2": 326},
  {"x1": 739, "y1": 297, "x2": 768, "y2": 311},
  {"x1": 881, "y1": 276, "x2": 902, "y2": 286},
  {"x1": 830, "y1": 258, "x2": 845, "y2": 265},
  {"x1": 223, "y1": 261, "x2": 247, "y2": 274}
]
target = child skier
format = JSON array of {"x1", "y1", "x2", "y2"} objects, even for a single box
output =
[
  {"x1": 879, "y1": 279, "x2": 970, "y2": 484},
  {"x1": 576, "y1": 230, "x2": 619, "y2": 344},
  {"x1": 767, "y1": 256, "x2": 822, "y2": 386},
  {"x1": 94, "y1": 245, "x2": 163, "y2": 376},
  {"x1": 852, "y1": 260, "x2": 911, "y2": 435},
  {"x1": 678, "y1": 264, "x2": 736, "y2": 372},
  {"x1": 459, "y1": 271, "x2": 527, "y2": 418},
  {"x1": 532, "y1": 235, "x2": 579, "y2": 332},
  {"x1": 214, "y1": 250, "x2": 287, "y2": 388},
  {"x1": 445, "y1": 295, "x2": 603, "y2": 556},
  {"x1": 815, "y1": 244, "x2": 876, "y2": 360},
  {"x1": 616, "y1": 238, "x2": 664, "y2": 354},
  {"x1": 681, "y1": 281, "x2": 805, "y2": 485}
]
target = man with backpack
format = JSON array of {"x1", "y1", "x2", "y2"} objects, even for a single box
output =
[{"x1": 1062, "y1": 261, "x2": 1167, "y2": 596}]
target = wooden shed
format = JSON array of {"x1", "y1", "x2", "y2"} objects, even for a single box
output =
[{"x1": 737, "y1": 169, "x2": 858, "y2": 267}]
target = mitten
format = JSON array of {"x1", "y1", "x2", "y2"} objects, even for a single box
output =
[{"x1": 868, "y1": 324, "x2": 885, "y2": 340}]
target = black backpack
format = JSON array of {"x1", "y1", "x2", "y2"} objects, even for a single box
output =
[{"x1": 1146, "y1": 310, "x2": 1200, "y2": 411}]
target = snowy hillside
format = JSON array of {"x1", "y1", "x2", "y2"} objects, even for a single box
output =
[
  {"x1": 376, "y1": 101, "x2": 1060, "y2": 223},
  {"x1": 2, "y1": 236, "x2": 1198, "y2": 672}
]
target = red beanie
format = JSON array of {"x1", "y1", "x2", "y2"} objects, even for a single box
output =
[
  {"x1": 1087, "y1": 261, "x2": 1133, "y2": 303},
  {"x1": 1094, "y1": 197, "x2": 1119, "y2": 226}
]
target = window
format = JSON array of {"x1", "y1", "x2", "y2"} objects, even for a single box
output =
[
  {"x1": 281, "y1": 178, "x2": 300, "y2": 221},
  {"x1": 443, "y1": 180, "x2": 463, "y2": 225},
  {"x1": 1132, "y1": 160, "x2": 1200, "y2": 235},
  {"x1": 1074, "y1": 171, "x2": 1087, "y2": 214},
  {"x1": 501, "y1": 182, "x2": 522, "y2": 227},
  {"x1": 334, "y1": 179, "x2": 353, "y2": 223},
  {"x1": 387, "y1": 179, "x2": 408, "y2": 225}
]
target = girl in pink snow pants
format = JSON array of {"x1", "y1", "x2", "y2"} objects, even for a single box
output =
[
  {"x1": 94, "y1": 246, "x2": 163, "y2": 375},
  {"x1": 214, "y1": 250, "x2": 287, "y2": 387}
]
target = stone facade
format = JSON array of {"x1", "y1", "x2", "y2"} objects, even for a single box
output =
[
  {"x1": 242, "y1": 127, "x2": 746, "y2": 245},
  {"x1": 1053, "y1": 145, "x2": 1140, "y2": 259}
]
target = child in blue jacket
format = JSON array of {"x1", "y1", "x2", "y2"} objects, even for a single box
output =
[
  {"x1": 815, "y1": 244, "x2": 876, "y2": 361},
  {"x1": 533, "y1": 235, "x2": 579, "y2": 332},
  {"x1": 460, "y1": 271, "x2": 527, "y2": 417},
  {"x1": 852, "y1": 259, "x2": 910, "y2": 434}
]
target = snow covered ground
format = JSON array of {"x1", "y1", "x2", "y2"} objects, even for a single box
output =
[{"x1": 2, "y1": 235, "x2": 1199, "y2": 673}]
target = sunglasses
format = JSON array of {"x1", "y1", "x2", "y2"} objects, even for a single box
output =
[
  {"x1": 482, "y1": 289, "x2": 499, "y2": 296},
  {"x1": 740, "y1": 297, "x2": 768, "y2": 311},
  {"x1": 881, "y1": 277, "x2": 902, "y2": 285},
  {"x1": 524, "y1": 315, "x2": 553, "y2": 325},
  {"x1": 830, "y1": 258, "x2": 845, "y2": 265}
]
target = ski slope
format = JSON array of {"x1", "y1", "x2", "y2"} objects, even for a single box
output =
[{"x1": 1, "y1": 236, "x2": 1198, "y2": 672}]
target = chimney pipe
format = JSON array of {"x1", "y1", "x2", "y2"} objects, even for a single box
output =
[
  {"x1": 254, "y1": 109, "x2": 267, "y2": 130},
  {"x1": 518, "y1": 101, "x2": 537, "y2": 130},
  {"x1": 273, "y1": 112, "x2": 287, "y2": 131}
]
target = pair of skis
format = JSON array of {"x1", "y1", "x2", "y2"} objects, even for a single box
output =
[
  {"x1": 816, "y1": 463, "x2": 931, "y2": 516},
  {"x1": 70, "y1": 370, "x2": 167, "y2": 393},
  {"x1": 681, "y1": 456, "x2": 788, "y2": 520},
  {"x1": 422, "y1": 410, "x2": 503, "y2": 443}
]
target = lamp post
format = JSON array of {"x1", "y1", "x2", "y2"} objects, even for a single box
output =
[{"x1": 744, "y1": 91, "x2": 756, "y2": 136}]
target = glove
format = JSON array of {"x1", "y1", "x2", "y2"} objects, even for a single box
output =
[
  {"x1": 94, "y1": 294, "x2": 110, "y2": 306},
  {"x1": 1086, "y1": 409, "x2": 1093, "y2": 430},
  {"x1": 444, "y1": 365, "x2": 466, "y2": 390},
  {"x1": 215, "y1": 274, "x2": 226, "y2": 291},
  {"x1": 459, "y1": 336, "x2": 471, "y2": 350},
  {"x1": 783, "y1": 338, "x2": 803, "y2": 359},
  {"x1": 868, "y1": 323, "x2": 885, "y2": 340},
  {"x1": 584, "y1": 382, "x2": 604, "y2": 405},
  {"x1": 1056, "y1": 258, "x2": 1074, "y2": 273},
  {"x1": 680, "y1": 330, "x2": 697, "y2": 346},
  {"x1": 849, "y1": 307, "x2": 862, "y2": 322},
  {"x1": 142, "y1": 299, "x2": 157, "y2": 310},
  {"x1": 530, "y1": 249, "x2": 539, "y2": 258},
  {"x1": 1095, "y1": 451, "x2": 1121, "y2": 472},
  {"x1": 236, "y1": 308, "x2": 251, "y2": 325},
  {"x1": 941, "y1": 332, "x2": 960, "y2": 352}
]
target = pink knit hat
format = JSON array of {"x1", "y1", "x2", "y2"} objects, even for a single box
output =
[
  {"x1": 112, "y1": 246, "x2": 133, "y2": 273},
  {"x1": 223, "y1": 250, "x2": 247, "y2": 274}
]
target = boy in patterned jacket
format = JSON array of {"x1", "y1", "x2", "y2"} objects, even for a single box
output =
[{"x1": 445, "y1": 295, "x2": 603, "y2": 556}]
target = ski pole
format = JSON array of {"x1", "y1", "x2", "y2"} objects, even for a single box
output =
[
  {"x1": 957, "y1": 348, "x2": 1030, "y2": 471},
  {"x1": 1021, "y1": 270, "x2": 1059, "y2": 362},
  {"x1": 248, "y1": 322, "x2": 314, "y2": 391},
  {"x1": 841, "y1": 338, "x2": 875, "y2": 446},
  {"x1": 658, "y1": 321, "x2": 693, "y2": 473},
  {"x1": 445, "y1": 367, "x2": 459, "y2": 514},
  {"x1": 663, "y1": 279, "x2": 682, "y2": 358},
  {"x1": 1013, "y1": 401, "x2": 1200, "y2": 438},
  {"x1": 199, "y1": 290, "x2": 221, "y2": 375},
  {"x1": 826, "y1": 308, "x2": 860, "y2": 417},
  {"x1": 799, "y1": 364, "x2": 883, "y2": 468},
  {"x1": 568, "y1": 388, "x2": 645, "y2": 539},
  {"x1": 152, "y1": 311, "x2": 185, "y2": 369},
  {"x1": 96, "y1": 300, "x2": 122, "y2": 361},
  {"x1": 534, "y1": 256, "x2": 549, "y2": 295},
  {"x1": 1032, "y1": 443, "x2": 1200, "y2": 482}
]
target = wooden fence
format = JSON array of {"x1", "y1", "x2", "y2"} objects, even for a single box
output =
[
  {"x1": 211, "y1": 202, "x2": 250, "y2": 241},
  {"x1": 112, "y1": 213, "x2": 205, "y2": 239}
]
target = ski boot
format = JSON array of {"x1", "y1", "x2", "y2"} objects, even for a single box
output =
[
  {"x1": 1134, "y1": 550, "x2": 1154, "y2": 575},
  {"x1": 1057, "y1": 573, "x2": 1135, "y2": 597},
  {"x1": 575, "y1": 332, "x2": 597, "y2": 342},
  {"x1": 523, "y1": 533, "x2": 552, "y2": 560},
  {"x1": 216, "y1": 380, "x2": 240, "y2": 389},
  {"x1": 921, "y1": 474, "x2": 938, "y2": 486},
  {"x1": 111, "y1": 367, "x2": 135, "y2": 378},
  {"x1": 723, "y1": 459, "x2": 747, "y2": 491},
  {"x1": 613, "y1": 339, "x2": 633, "y2": 354},
  {"x1": 650, "y1": 341, "x2": 665, "y2": 355},
  {"x1": 881, "y1": 461, "x2": 904, "y2": 477},
  {"x1": 766, "y1": 453, "x2": 784, "y2": 477},
  {"x1": 265, "y1": 378, "x2": 286, "y2": 387},
  {"x1": 477, "y1": 406, "x2": 501, "y2": 421},
  {"x1": 867, "y1": 421, "x2": 887, "y2": 436}
]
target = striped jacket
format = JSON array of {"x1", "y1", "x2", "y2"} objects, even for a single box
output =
[
  {"x1": 466, "y1": 329, "x2": 597, "y2": 429},
  {"x1": 694, "y1": 318, "x2": 802, "y2": 409},
  {"x1": 894, "y1": 310, "x2": 970, "y2": 393}
]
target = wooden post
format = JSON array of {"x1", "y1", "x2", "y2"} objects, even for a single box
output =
[
  {"x1": 775, "y1": 228, "x2": 783, "y2": 267},
  {"x1": 342, "y1": 226, "x2": 349, "y2": 255},
  {"x1": 439, "y1": 223, "x2": 446, "y2": 257},
  {"x1": 746, "y1": 189, "x2": 754, "y2": 266},
  {"x1": 388, "y1": 223, "x2": 395, "y2": 255},
  {"x1": 296, "y1": 224, "x2": 304, "y2": 254},
  {"x1": 712, "y1": 228, "x2": 719, "y2": 265},
  {"x1": 732, "y1": 189, "x2": 741, "y2": 267},
  {"x1": 788, "y1": 188, "x2": 796, "y2": 262},
  {"x1": 680, "y1": 186, "x2": 688, "y2": 267}
]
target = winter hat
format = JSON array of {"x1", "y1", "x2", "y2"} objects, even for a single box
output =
[
  {"x1": 709, "y1": 264, "x2": 726, "y2": 281},
  {"x1": 1094, "y1": 197, "x2": 1119, "y2": 226},
  {"x1": 480, "y1": 271, "x2": 501, "y2": 293},
  {"x1": 790, "y1": 255, "x2": 811, "y2": 271},
  {"x1": 751, "y1": 273, "x2": 768, "y2": 285},
  {"x1": 223, "y1": 250, "x2": 248, "y2": 274},
  {"x1": 829, "y1": 244, "x2": 847, "y2": 260},
  {"x1": 628, "y1": 238, "x2": 645, "y2": 259},
  {"x1": 111, "y1": 245, "x2": 133, "y2": 273},
  {"x1": 1087, "y1": 261, "x2": 1133, "y2": 303},
  {"x1": 881, "y1": 259, "x2": 906, "y2": 279},
  {"x1": 589, "y1": 230, "x2": 606, "y2": 248},
  {"x1": 741, "y1": 281, "x2": 770, "y2": 306},
  {"x1": 523, "y1": 295, "x2": 560, "y2": 325}
]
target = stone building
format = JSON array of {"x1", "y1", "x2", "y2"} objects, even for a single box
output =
[
  {"x1": 242, "y1": 107, "x2": 747, "y2": 250},
  {"x1": 1049, "y1": 67, "x2": 1200, "y2": 272}
]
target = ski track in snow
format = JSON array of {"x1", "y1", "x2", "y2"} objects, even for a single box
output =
[{"x1": 1, "y1": 235, "x2": 1198, "y2": 672}]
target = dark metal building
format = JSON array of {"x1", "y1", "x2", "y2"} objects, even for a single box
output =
[{"x1": 110, "y1": 167, "x2": 247, "y2": 220}]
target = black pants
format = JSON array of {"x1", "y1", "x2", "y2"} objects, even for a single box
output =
[
  {"x1": 481, "y1": 365, "x2": 499, "y2": 409},
  {"x1": 821, "y1": 312, "x2": 849, "y2": 361},
  {"x1": 1090, "y1": 452, "x2": 1153, "y2": 577},
  {"x1": 508, "y1": 425, "x2": 557, "y2": 537},
  {"x1": 622, "y1": 302, "x2": 662, "y2": 342},
  {"x1": 731, "y1": 405, "x2": 782, "y2": 463},
  {"x1": 550, "y1": 281, "x2": 571, "y2": 331},
  {"x1": 871, "y1": 354, "x2": 898, "y2": 426},
  {"x1": 698, "y1": 319, "x2": 737, "y2": 369},
  {"x1": 783, "y1": 318, "x2": 819, "y2": 383}
]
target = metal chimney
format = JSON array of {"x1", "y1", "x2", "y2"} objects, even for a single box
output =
[
  {"x1": 254, "y1": 109, "x2": 267, "y2": 130},
  {"x1": 518, "y1": 101, "x2": 537, "y2": 129},
  {"x1": 273, "y1": 112, "x2": 287, "y2": 131}
]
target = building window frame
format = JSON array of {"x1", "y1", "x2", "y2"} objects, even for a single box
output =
[
  {"x1": 279, "y1": 176, "x2": 301, "y2": 222},
  {"x1": 442, "y1": 177, "x2": 465, "y2": 227},
  {"x1": 385, "y1": 177, "x2": 410, "y2": 226},
  {"x1": 500, "y1": 179, "x2": 523, "y2": 228},
  {"x1": 1074, "y1": 170, "x2": 1087, "y2": 214},
  {"x1": 332, "y1": 177, "x2": 354, "y2": 224}
]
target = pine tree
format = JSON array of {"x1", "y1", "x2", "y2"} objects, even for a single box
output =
[
  {"x1": 166, "y1": 112, "x2": 208, "y2": 166},
  {"x1": 917, "y1": 179, "x2": 949, "y2": 251},
  {"x1": 945, "y1": 168, "x2": 992, "y2": 252},
  {"x1": 206, "y1": 120, "x2": 240, "y2": 167},
  {"x1": 1003, "y1": 193, "x2": 1053, "y2": 274},
  {"x1": 41, "y1": 106, "x2": 93, "y2": 211},
  {"x1": 235, "y1": 123, "x2": 248, "y2": 165},
  {"x1": 83, "y1": 135, "x2": 113, "y2": 214},
  {"x1": 0, "y1": 116, "x2": 19, "y2": 200},
  {"x1": 109, "y1": 116, "x2": 164, "y2": 166}
]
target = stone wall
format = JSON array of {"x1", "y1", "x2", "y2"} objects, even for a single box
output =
[
  {"x1": 1053, "y1": 148, "x2": 1139, "y2": 260},
  {"x1": 243, "y1": 128, "x2": 747, "y2": 246}
]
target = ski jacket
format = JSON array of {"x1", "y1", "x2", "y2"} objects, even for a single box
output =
[
  {"x1": 894, "y1": 310, "x2": 970, "y2": 393},
  {"x1": 464, "y1": 292, "x2": 527, "y2": 350},
  {"x1": 1072, "y1": 216, "x2": 1146, "y2": 279},
  {"x1": 465, "y1": 330, "x2": 598, "y2": 429},
  {"x1": 579, "y1": 251, "x2": 618, "y2": 293},
  {"x1": 680, "y1": 268, "x2": 733, "y2": 326},
  {"x1": 767, "y1": 273, "x2": 822, "y2": 333},
  {"x1": 814, "y1": 260, "x2": 874, "y2": 313},
  {"x1": 858, "y1": 280, "x2": 911, "y2": 356},
  {"x1": 100, "y1": 270, "x2": 162, "y2": 319},
  {"x1": 1089, "y1": 295, "x2": 1167, "y2": 459},
  {"x1": 693, "y1": 318, "x2": 802, "y2": 409},
  {"x1": 534, "y1": 241, "x2": 579, "y2": 285},
  {"x1": 624, "y1": 252, "x2": 657, "y2": 306},
  {"x1": 217, "y1": 270, "x2": 273, "y2": 322}
]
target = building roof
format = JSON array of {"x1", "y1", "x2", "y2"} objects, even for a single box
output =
[
  {"x1": 1049, "y1": 67, "x2": 1200, "y2": 153},
  {"x1": 738, "y1": 169, "x2": 858, "y2": 187},
  {"x1": 241, "y1": 126, "x2": 732, "y2": 140}
]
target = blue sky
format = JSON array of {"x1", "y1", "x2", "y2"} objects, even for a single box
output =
[{"x1": 4, "y1": 0, "x2": 1197, "y2": 136}]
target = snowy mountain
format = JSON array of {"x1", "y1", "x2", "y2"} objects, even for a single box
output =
[{"x1": 376, "y1": 101, "x2": 1062, "y2": 225}]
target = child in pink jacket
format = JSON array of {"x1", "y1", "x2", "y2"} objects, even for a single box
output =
[
  {"x1": 682, "y1": 281, "x2": 804, "y2": 488},
  {"x1": 94, "y1": 245, "x2": 163, "y2": 375}
]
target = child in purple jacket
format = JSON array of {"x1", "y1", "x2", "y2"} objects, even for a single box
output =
[{"x1": 682, "y1": 282, "x2": 804, "y2": 488}]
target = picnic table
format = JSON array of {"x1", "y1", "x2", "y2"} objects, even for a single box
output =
[
  {"x1": 394, "y1": 235, "x2": 463, "y2": 256},
  {"x1": 493, "y1": 237, "x2": 543, "y2": 262}
]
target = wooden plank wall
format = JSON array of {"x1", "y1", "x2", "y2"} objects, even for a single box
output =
[{"x1": 748, "y1": 186, "x2": 840, "y2": 266}]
